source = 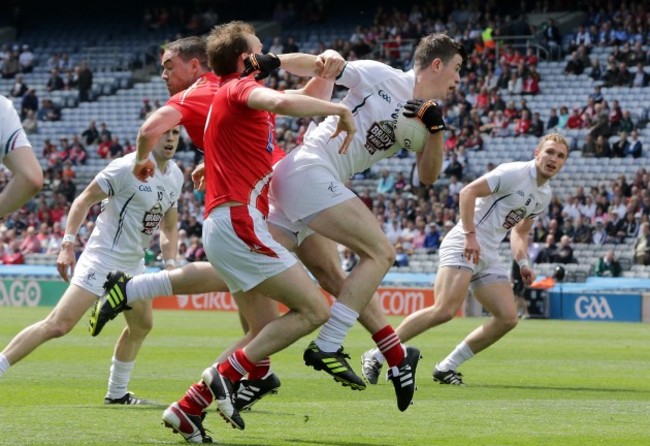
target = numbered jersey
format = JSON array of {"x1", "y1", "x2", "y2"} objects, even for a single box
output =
[
  {"x1": 0, "y1": 95, "x2": 31, "y2": 163},
  {"x1": 463, "y1": 160, "x2": 551, "y2": 250},
  {"x1": 292, "y1": 60, "x2": 415, "y2": 180},
  {"x1": 87, "y1": 152, "x2": 184, "y2": 263}
]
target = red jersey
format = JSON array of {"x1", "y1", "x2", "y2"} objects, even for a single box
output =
[
  {"x1": 166, "y1": 72, "x2": 220, "y2": 149},
  {"x1": 204, "y1": 75, "x2": 275, "y2": 217}
]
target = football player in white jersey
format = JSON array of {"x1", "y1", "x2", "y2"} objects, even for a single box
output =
[
  {"x1": 0, "y1": 95, "x2": 43, "y2": 218},
  {"x1": 363, "y1": 133, "x2": 570, "y2": 385},
  {"x1": 0, "y1": 128, "x2": 183, "y2": 405}
]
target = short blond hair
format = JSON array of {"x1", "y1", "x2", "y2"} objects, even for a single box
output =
[{"x1": 537, "y1": 132, "x2": 570, "y2": 155}]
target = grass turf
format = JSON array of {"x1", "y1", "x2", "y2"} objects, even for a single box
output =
[{"x1": 1, "y1": 307, "x2": 649, "y2": 446}]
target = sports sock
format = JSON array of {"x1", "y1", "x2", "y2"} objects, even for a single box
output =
[
  {"x1": 178, "y1": 381, "x2": 213, "y2": 417},
  {"x1": 372, "y1": 325, "x2": 405, "y2": 367},
  {"x1": 0, "y1": 354, "x2": 10, "y2": 377},
  {"x1": 437, "y1": 341, "x2": 474, "y2": 371},
  {"x1": 315, "y1": 301, "x2": 359, "y2": 353},
  {"x1": 247, "y1": 357, "x2": 270, "y2": 380},
  {"x1": 126, "y1": 270, "x2": 172, "y2": 304},
  {"x1": 105, "y1": 356, "x2": 135, "y2": 399},
  {"x1": 217, "y1": 349, "x2": 255, "y2": 383}
]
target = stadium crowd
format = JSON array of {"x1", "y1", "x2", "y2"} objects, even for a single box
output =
[{"x1": 1, "y1": 0, "x2": 650, "y2": 275}]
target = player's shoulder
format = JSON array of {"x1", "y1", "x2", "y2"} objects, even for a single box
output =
[{"x1": 0, "y1": 95, "x2": 14, "y2": 113}]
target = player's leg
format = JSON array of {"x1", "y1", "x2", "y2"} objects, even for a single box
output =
[
  {"x1": 0, "y1": 284, "x2": 95, "y2": 376},
  {"x1": 434, "y1": 280, "x2": 517, "y2": 385},
  {"x1": 104, "y1": 299, "x2": 154, "y2": 404}
]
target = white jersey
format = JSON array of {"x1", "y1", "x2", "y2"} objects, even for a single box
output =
[
  {"x1": 449, "y1": 160, "x2": 551, "y2": 251},
  {"x1": 289, "y1": 60, "x2": 415, "y2": 180},
  {"x1": 0, "y1": 95, "x2": 31, "y2": 164},
  {"x1": 85, "y1": 152, "x2": 184, "y2": 264}
]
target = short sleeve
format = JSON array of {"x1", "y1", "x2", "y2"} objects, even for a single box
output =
[
  {"x1": 336, "y1": 60, "x2": 399, "y2": 90},
  {"x1": 94, "y1": 158, "x2": 131, "y2": 197},
  {"x1": 0, "y1": 98, "x2": 32, "y2": 160},
  {"x1": 483, "y1": 163, "x2": 525, "y2": 195}
]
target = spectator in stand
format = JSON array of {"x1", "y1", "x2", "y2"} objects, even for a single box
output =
[
  {"x1": 535, "y1": 234, "x2": 558, "y2": 264},
  {"x1": 465, "y1": 128, "x2": 483, "y2": 151},
  {"x1": 268, "y1": 36, "x2": 284, "y2": 54},
  {"x1": 377, "y1": 169, "x2": 395, "y2": 194},
  {"x1": 1, "y1": 50, "x2": 19, "y2": 79},
  {"x1": 589, "y1": 58, "x2": 602, "y2": 81},
  {"x1": 582, "y1": 133, "x2": 596, "y2": 157},
  {"x1": 46, "y1": 69, "x2": 64, "y2": 92},
  {"x1": 634, "y1": 222, "x2": 650, "y2": 265},
  {"x1": 564, "y1": 51, "x2": 585, "y2": 75},
  {"x1": 393, "y1": 243, "x2": 409, "y2": 267},
  {"x1": 521, "y1": 73, "x2": 539, "y2": 96},
  {"x1": 570, "y1": 25, "x2": 593, "y2": 52},
  {"x1": 627, "y1": 129, "x2": 642, "y2": 158},
  {"x1": 612, "y1": 131, "x2": 630, "y2": 157},
  {"x1": 444, "y1": 153, "x2": 463, "y2": 179},
  {"x1": 589, "y1": 85, "x2": 604, "y2": 103},
  {"x1": 22, "y1": 110, "x2": 37, "y2": 134},
  {"x1": 18, "y1": 45, "x2": 34, "y2": 73},
  {"x1": 96, "y1": 134, "x2": 111, "y2": 159},
  {"x1": 556, "y1": 235, "x2": 577, "y2": 264},
  {"x1": 547, "y1": 107, "x2": 559, "y2": 130},
  {"x1": 609, "y1": 100, "x2": 623, "y2": 131},
  {"x1": 507, "y1": 71, "x2": 523, "y2": 95},
  {"x1": 615, "y1": 61, "x2": 632, "y2": 86},
  {"x1": 618, "y1": 110, "x2": 634, "y2": 134},
  {"x1": 123, "y1": 138, "x2": 135, "y2": 155},
  {"x1": 139, "y1": 98, "x2": 153, "y2": 119},
  {"x1": 591, "y1": 115, "x2": 613, "y2": 140},
  {"x1": 543, "y1": 18, "x2": 562, "y2": 60},
  {"x1": 601, "y1": 60, "x2": 619, "y2": 87},
  {"x1": 21, "y1": 88, "x2": 38, "y2": 120},
  {"x1": 19, "y1": 225, "x2": 41, "y2": 255},
  {"x1": 77, "y1": 62, "x2": 93, "y2": 102},
  {"x1": 180, "y1": 214, "x2": 202, "y2": 239},
  {"x1": 340, "y1": 247, "x2": 359, "y2": 273},
  {"x1": 69, "y1": 139, "x2": 87, "y2": 165},
  {"x1": 631, "y1": 62, "x2": 649, "y2": 87},
  {"x1": 594, "y1": 249, "x2": 622, "y2": 277},
  {"x1": 99, "y1": 122, "x2": 111, "y2": 141},
  {"x1": 61, "y1": 159, "x2": 75, "y2": 179},
  {"x1": 56, "y1": 171, "x2": 77, "y2": 203},
  {"x1": 2, "y1": 241, "x2": 24, "y2": 264},
  {"x1": 617, "y1": 210, "x2": 640, "y2": 239},
  {"x1": 82, "y1": 121, "x2": 99, "y2": 146},
  {"x1": 524, "y1": 47, "x2": 538, "y2": 67},
  {"x1": 567, "y1": 107, "x2": 584, "y2": 129},
  {"x1": 37, "y1": 99, "x2": 60, "y2": 122},
  {"x1": 592, "y1": 219, "x2": 609, "y2": 245},
  {"x1": 108, "y1": 136, "x2": 124, "y2": 159},
  {"x1": 8, "y1": 73, "x2": 28, "y2": 97},
  {"x1": 557, "y1": 106, "x2": 570, "y2": 130},
  {"x1": 514, "y1": 110, "x2": 531, "y2": 136}
]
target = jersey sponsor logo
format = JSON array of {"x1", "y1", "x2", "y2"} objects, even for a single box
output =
[
  {"x1": 574, "y1": 295, "x2": 614, "y2": 319},
  {"x1": 139, "y1": 185, "x2": 152, "y2": 192},
  {"x1": 142, "y1": 202, "x2": 163, "y2": 235},
  {"x1": 364, "y1": 120, "x2": 395, "y2": 155},
  {"x1": 378, "y1": 89, "x2": 391, "y2": 103},
  {"x1": 503, "y1": 207, "x2": 526, "y2": 230}
]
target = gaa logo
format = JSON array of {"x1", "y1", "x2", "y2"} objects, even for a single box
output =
[{"x1": 574, "y1": 295, "x2": 613, "y2": 319}]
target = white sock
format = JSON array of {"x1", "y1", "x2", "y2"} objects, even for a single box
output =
[
  {"x1": 0, "y1": 354, "x2": 10, "y2": 378},
  {"x1": 126, "y1": 271, "x2": 172, "y2": 303},
  {"x1": 437, "y1": 341, "x2": 474, "y2": 371},
  {"x1": 106, "y1": 356, "x2": 135, "y2": 399},
  {"x1": 315, "y1": 302, "x2": 359, "y2": 353}
]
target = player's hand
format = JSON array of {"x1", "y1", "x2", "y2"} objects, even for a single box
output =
[
  {"x1": 463, "y1": 233, "x2": 480, "y2": 265},
  {"x1": 520, "y1": 266, "x2": 536, "y2": 286},
  {"x1": 403, "y1": 99, "x2": 446, "y2": 134},
  {"x1": 192, "y1": 163, "x2": 206, "y2": 191},
  {"x1": 56, "y1": 244, "x2": 76, "y2": 282},
  {"x1": 241, "y1": 53, "x2": 281, "y2": 80},
  {"x1": 316, "y1": 50, "x2": 345, "y2": 79},
  {"x1": 133, "y1": 158, "x2": 155, "y2": 182},
  {"x1": 332, "y1": 107, "x2": 356, "y2": 154}
]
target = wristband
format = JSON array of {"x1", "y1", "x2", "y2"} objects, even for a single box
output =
[
  {"x1": 462, "y1": 230, "x2": 475, "y2": 235},
  {"x1": 164, "y1": 259, "x2": 176, "y2": 267},
  {"x1": 62, "y1": 234, "x2": 76, "y2": 245},
  {"x1": 517, "y1": 258, "x2": 530, "y2": 270}
]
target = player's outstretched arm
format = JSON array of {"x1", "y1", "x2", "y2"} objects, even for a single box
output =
[
  {"x1": 0, "y1": 147, "x2": 43, "y2": 218},
  {"x1": 57, "y1": 181, "x2": 107, "y2": 282}
]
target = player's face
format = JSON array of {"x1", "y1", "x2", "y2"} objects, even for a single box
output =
[
  {"x1": 534, "y1": 140, "x2": 568, "y2": 180},
  {"x1": 153, "y1": 127, "x2": 181, "y2": 161},
  {"x1": 423, "y1": 54, "x2": 462, "y2": 100},
  {"x1": 161, "y1": 49, "x2": 196, "y2": 95}
]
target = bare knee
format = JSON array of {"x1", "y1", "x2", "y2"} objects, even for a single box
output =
[
  {"x1": 361, "y1": 238, "x2": 395, "y2": 269},
  {"x1": 126, "y1": 318, "x2": 153, "y2": 340},
  {"x1": 302, "y1": 299, "x2": 330, "y2": 329},
  {"x1": 43, "y1": 318, "x2": 75, "y2": 339},
  {"x1": 498, "y1": 314, "x2": 519, "y2": 332},
  {"x1": 430, "y1": 304, "x2": 457, "y2": 324}
]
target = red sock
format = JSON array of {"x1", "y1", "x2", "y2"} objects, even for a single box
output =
[
  {"x1": 372, "y1": 325, "x2": 405, "y2": 367},
  {"x1": 217, "y1": 348, "x2": 255, "y2": 383},
  {"x1": 177, "y1": 381, "x2": 213, "y2": 417},
  {"x1": 247, "y1": 357, "x2": 270, "y2": 380}
]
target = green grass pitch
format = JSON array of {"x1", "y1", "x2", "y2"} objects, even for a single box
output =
[{"x1": 1, "y1": 307, "x2": 649, "y2": 446}]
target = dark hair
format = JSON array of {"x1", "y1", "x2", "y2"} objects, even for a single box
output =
[
  {"x1": 206, "y1": 21, "x2": 256, "y2": 76},
  {"x1": 165, "y1": 37, "x2": 209, "y2": 71},
  {"x1": 413, "y1": 33, "x2": 467, "y2": 71}
]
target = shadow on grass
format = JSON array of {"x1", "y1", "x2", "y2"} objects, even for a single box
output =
[{"x1": 477, "y1": 384, "x2": 650, "y2": 394}]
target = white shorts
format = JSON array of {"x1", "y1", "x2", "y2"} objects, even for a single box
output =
[
  {"x1": 202, "y1": 205, "x2": 297, "y2": 294},
  {"x1": 270, "y1": 155, "x2": 356, "y2": 224},
  {"x1": 438, "y1": 227, "x2": 509, "y2": 290},
  {"x1": 71, "y1": 250, "x2": 145, "y2": 296},
  {"x1": 267, "y1": 190, "x2": 314, "y2": 246}
]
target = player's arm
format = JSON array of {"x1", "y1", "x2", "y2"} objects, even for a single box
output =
[
  {"x1": 511, "y1": 217, "x2": 537, "y2": 286},
  {"x1": 458, "y1": 177, "x2": 492, "y2": 265},
  {"x1": 415, "y1": 132, "x2": 445, "y2": 185},
  {"x1": 135, "y1": 105, "x2": 183, "y2": 181},
  {"x1": 0, "y1": 147, "x2": 43, "y2": 217},
  {"x1": 246, "y1": 50, "x2": 345, "y2": 82},
  {"x1": 57, "y1": 180, "x2": 107, "y2": 282},
  {"x1": 159, "y1": 207, "x2": 179, "y2": 271},
  {"x1": 247, "y1": 87, "x2": 355, "y2": 153}
]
